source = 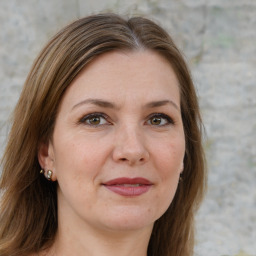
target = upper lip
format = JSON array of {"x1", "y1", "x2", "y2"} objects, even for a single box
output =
[{"x1": 103, "y1": 177, "x2": 153, "y2": 186}]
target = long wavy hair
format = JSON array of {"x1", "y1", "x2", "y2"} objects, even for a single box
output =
[{"x1": 0, "y1": 13, "x2": 206, "y2": 256}]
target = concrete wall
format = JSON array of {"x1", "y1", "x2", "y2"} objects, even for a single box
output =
[{"x1": 0, "y1": 1, "x2": 255, "y2": 255}]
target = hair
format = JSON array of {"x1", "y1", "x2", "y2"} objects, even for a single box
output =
[{"x1": 0, "y1": 13, "x2": 206, "y2": 256}]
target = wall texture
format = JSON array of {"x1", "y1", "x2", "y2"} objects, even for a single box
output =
[{"x1": 0, "y1": 0, "x2": 255, "y2": 255}]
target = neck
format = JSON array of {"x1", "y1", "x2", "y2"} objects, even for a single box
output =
[{"x1": 50, "y1": 219, "x2": 153, "y2": 256}]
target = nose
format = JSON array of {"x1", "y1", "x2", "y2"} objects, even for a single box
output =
[{"x1": 112, "y1": 125, "x2": 149, "y2": 166}]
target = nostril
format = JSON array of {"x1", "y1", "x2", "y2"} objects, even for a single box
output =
[{"x1": 113, "y1": 145, "x2": 149, "y2": 165}]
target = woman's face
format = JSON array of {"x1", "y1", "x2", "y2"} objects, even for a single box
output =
[{"x1": 40, "y1": 50, "x2": 185, "y2": 233}]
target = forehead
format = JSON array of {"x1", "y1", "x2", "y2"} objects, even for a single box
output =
[{"x1": 61, "y1": 50, "x2": 180, "y2": 109}]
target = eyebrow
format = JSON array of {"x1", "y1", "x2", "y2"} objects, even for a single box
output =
[
  {"x1": 72, "y1": 98, "x2": 180, "y2": 111},
  {"x1": 72, "y1": 98, "x2": 116, "y2": 111},
  {"x1": 145, "y1": 100, "x2": 180, "y2": 111}
]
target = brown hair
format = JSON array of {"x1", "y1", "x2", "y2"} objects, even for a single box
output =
[{"x1": 0, "y1": 13, "x2": 206, "y2": 256}]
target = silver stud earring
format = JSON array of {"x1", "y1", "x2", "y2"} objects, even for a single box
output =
[
  {"x1": 40, "y1": 169, "x2": 53, "y2": 181},
  {"x1": 178, "y1": 162, "x2": 184, "y2": 182},
  {"x1": 46, "y1": 170, "x2": 53, "y2": 181}
]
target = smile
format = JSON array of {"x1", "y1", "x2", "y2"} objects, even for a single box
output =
[
  {"x1": 102, "y1": 177, "x2": 153, "y2": 196},
  {"x1": 115, "y1": 184, "x2": 143, "y2": 187}
]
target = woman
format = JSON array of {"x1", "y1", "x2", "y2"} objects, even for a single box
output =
[{"x1": 0, "y1": 13, "x2": 206, "y2": 256}]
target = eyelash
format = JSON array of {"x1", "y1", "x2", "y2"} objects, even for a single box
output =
[
  {"x1": 78, "y1": 112, "x2": 174, "y2": 127},
  {"x1": 146, "y1": 113, "x2": 175, "y2": 126},
  {"x1": 79, "y1": 112, "x2": 111, "y2": 126}
]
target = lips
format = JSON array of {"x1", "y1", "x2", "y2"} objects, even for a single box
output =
[{"x1": 102, "y1": 177, "x2": 153, "y2": 196}]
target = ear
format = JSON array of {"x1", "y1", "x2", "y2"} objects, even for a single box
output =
[
  {"x1": 180, "y1": 162, "x2": 184, "y2": 174},
  {"x1": 38, "y1": 140, "x2": 57, "y2": 181}
]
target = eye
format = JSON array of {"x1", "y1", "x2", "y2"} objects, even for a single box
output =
[
  {"x1": 80, "y1": 113, "x2": 110, "y2": 126},
  {"x1": 147, "y1": 113, "x2": 174, "y2": 126}
]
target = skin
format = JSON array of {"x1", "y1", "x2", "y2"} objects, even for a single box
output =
[{"x1": 38, "y1": 50, "x2": 185, "y2": 256}]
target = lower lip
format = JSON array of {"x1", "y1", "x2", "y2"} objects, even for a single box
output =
[{"x1": 104, "y1": 185, "x2": 152, "y2": 196}]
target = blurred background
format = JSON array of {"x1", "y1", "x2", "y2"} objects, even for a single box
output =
[{"x1": 0, "y1": 1, "x2": 255, "y2": 255}]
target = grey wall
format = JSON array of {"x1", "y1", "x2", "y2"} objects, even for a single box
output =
[{"x1": 0, "y1": 1, "x2": 255, "y2": 255}]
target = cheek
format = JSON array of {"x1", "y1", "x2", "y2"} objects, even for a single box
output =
[
  {"x1": 155, "y1": 139, "x2": 185, "y2": 179},
  {"x1": 53, "y1": 134, "x2": 111, "y2": 182},
  {"x1": 54, "y1": 139, "x2": 100, "y2": 205},
  {"x1": 150, "y1": 140, "x2": 184, "y2": 221}
]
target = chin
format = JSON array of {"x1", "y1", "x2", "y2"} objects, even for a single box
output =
[
  {"x1": 98, "y1": 206, "x2": 159, "y2": 231},
  {"x1": 103, "y1": 219, "x2": 154, "y2": 232}
]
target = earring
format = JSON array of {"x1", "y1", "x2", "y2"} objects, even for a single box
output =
[
  {"x1": 40, "y1": 169, "x2": 53, "y2": 181},
  {"x1": 46, "y1": 170, "x2": 53, "y2": 181}
]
